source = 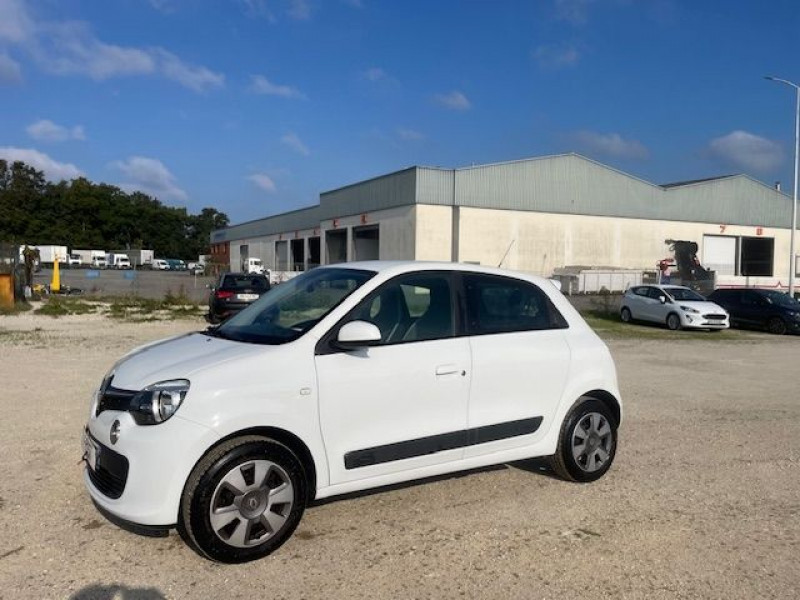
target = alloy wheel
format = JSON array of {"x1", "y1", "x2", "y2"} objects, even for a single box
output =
[
  {"x1": 570, "y1": 412, "x2": 613, "y2": 473},
  {"x1": 209, "y1": 460, "x2": 294, "y2": 548}
]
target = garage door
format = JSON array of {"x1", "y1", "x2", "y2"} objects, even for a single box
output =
[{"x1": 703, "y1": 235, "x2": 736, "y2": 275}]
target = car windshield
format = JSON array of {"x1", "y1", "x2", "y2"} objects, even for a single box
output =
[
  {"x1": 762, "y1": 290, "x2": 800, "y2": 308},
  {"x1": 214, "y1": 267, "x2": 375, "y2": 344},
  {"x1": 666, "y1": 288, "x2": 705, "y2": 301}
]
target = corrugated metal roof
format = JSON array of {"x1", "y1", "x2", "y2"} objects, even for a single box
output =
[{"x1": 212, "y1": 154, "x2": 793, "y2": 242}]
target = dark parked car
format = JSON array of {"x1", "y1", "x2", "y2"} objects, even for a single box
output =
[
  {"x1": 707, "y1": 288, "x2": 800, "y2": 335},
  {"x1": 207, "y1": 272, "x2": 270, "y2": 323}
]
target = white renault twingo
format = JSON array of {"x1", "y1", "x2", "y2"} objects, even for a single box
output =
[{"x1": 83, "y1": 261, "x2": 621, "y2": 563}]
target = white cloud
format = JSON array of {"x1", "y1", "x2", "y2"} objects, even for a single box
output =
[
  {"x1": 434, "y1": 90, "x2": 471, "y2": 111},
  {"x1": 0, "y1": 52, "x2": 21, "y2": 83},
  {"x1": 249, "y1": 74, "x2": 306, "y2": 99},
  {"x1": 363, "y1": 67, "x2": 385, "y2": 81},
  {"x1": 287, "y1": 0, "x2": 311, "y2": 20},
  {"x1": 0, "y1": 0, "x2": 34, "y2": 43},
  {"x1": 533, "y1": 43, "x2": 580, "y2": 69},
  {"x1": 155, "y1": 49, "x2": 224, "y2": 92},
  {"x1": 26, "y1": 119, "x2": 85, "y2": 142},
  {"x1": 555, "y1": 0, "x2": 595, "y2": 25},
  {"x1": 248, "y1": 173, "x2": 277, "y2": 193},
  {"x1": 0, "y1": 146, "x2": 83, "y2": 180},
  {"x1": 0, "y1": 2, "x2": 223, "y2": 92},
  {"x1": 111, "y1": 156, "x2": 187, "y2": 200},
  {"x1": 397, "y1": 128, "x2": 425, "y2": 141},
  {"x1": 571, "y1": 130, "x2": 649, "y2": 160},
  {"x1": 706, "y1": 130, "x2": 784, "y2": 173},
  {"x1": 35, "y1": 22, "x2": 157, "y2": 79},
  {"x1": 281, "y1": 132, "x2": 310, "y2": 156}
]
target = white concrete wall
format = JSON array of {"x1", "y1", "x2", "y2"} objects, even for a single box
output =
[
  {"x1": 414, "y1": 204, "x2": 453, "y2": 261},
  {"x1": 454, "y1": 207, "x2": 795, "y2": 288}
]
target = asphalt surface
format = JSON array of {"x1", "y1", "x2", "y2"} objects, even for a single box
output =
[{"x1": 0, "y1": 313, "x2": 798, "y2": 599}]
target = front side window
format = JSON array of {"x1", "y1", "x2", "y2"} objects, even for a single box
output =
[
  {"x1": 464, "y1": 274, "x2": 568, "y2": 335},
  {"x1": 346, "y1": 272, "x2": 454, "y2": 344},
  {"x1": 215, "y1": 268, "x2": 375, "y2": 344}
]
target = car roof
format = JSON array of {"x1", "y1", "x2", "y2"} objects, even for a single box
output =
[{"x1": 317, "y1": 260, "x2": 555, "y2": 286}]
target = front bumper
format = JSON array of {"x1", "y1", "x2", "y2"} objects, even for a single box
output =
[
  {"x1": 84, "y1": 409, "x2": 218, "y2": 526},
  {"x1": 680, "y1": 312, "x2": 730, "y2": 329}
]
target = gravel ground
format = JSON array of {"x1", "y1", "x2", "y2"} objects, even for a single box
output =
[{"x1": 0, "y1": 312, "x2": 798, "y2": 599}]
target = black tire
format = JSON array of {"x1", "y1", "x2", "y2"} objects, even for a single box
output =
[
  {"x1": 179, "y1": 436, "x2": 307, "y2": 563},
  {"x1": 550, "y1": 397, "x2": 618, "y2": 483},
  {"x1": 666, "y1": 312, "x2": 681, "y2": 331},
  {"x1": 767, "y1": 317, "x2": 787, "y2": 335},
  {"x1": 620, "y1": 307, "x2": 632, "y2": 323}
]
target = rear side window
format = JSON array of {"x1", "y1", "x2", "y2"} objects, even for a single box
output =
[
  {"x1": 463, "y1": 274, "x2": 568, "y2": 335},
  {"x1": 222, "y1": 275, "x2": 269, "y2": 291},
  {"x1": 632, "y1": 286, "x2": 650, "y2": 297}
]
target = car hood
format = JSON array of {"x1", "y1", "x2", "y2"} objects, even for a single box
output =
[
  {"x1": 109, "y1": 332, "x2": 258, "y2": 390},
  {"x1": 676, "y1": 300, "x2": 727, "y2": 313}
]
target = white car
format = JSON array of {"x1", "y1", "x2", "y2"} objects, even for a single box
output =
[
  {"x1": 150, "y1": 259, "x2": 169, "y2": 270},
  {"x1": 82, "y1": 261, "x2": 622, "y2": 563},
  {"x1": 620, "y1": 284, "x2": 730, "y2": 330}
]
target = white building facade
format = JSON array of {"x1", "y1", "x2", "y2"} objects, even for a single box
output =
[{"x1": 211, "y1": 154, "x2": 798, "y2": 290}]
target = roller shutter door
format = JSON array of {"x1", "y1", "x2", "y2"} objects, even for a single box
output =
[{"x1": 703, "y1": 235, "x2": 736, "y2": 275}]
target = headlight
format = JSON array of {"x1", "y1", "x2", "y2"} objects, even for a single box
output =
[
  {"x1": 680, "y1": 305, "x2": 699, "y2": 313},
  {"x1": 130, "y1": 379, "x2": 190, "y2": 425}
]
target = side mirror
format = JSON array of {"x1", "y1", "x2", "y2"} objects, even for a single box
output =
[
  {"x1": 659, "y1": 296, "x2": 667, "y2": 304},
  {"x1": 336, "y1": 320, "x2": 382, "y2": 350}
]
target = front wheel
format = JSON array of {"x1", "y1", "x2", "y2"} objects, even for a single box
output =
[
  {"x1": 666, "y1": 313, "x2": 681, "y2": 331},
  {"x1": 550, "y1": 397, "x2": 618, "y2": 483},
  {"x1": 767, "y1": 317, "x2": 787, "y2": 335},
  {"x1": 179, "y1": 436, "x2": 306, "y2": 563}
]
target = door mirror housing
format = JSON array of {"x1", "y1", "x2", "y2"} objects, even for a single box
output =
[
  {"x1": 336, "y1": 320, "x2": 382, "y2": 349},
  {"x1": 659, "y1": 295, "x2": 667, "y2": 304}
]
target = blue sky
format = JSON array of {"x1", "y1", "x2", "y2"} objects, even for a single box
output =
[{"x1": 1, "y1": 0, "x2": 799, "y2": 223}]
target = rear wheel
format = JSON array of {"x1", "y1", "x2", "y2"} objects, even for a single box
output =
[
  {"x1": 666, "y1": 313, "x2": 681, "y2": 331},
  {"x1": 550, "y1": 397, "x2": 618, "y2": 483},
  {"x1": 767, "y1": 317, "x2": 787, "y2": 335},
  {"x1": 179, "y1": 436, "x2": 306, "y2": 563},
  {"x1": 620, "y1": 307, "x2": 632, "y2": 323}
]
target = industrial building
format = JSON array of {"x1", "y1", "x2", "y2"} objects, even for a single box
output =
[{"x1": 210, "y1": 153, "x2": 798, "y2": 289}]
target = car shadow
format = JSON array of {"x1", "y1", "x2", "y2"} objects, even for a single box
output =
[
  {"x1": 309, "y1": 458, "x2": 558, "y2": 508},
  {"x1": 70, "y1": 584, "x2": 166, "y2": 600}
]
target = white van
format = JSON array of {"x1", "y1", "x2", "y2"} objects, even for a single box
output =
[
  {"x1": 244, "y1": 257, "x2": 265, "y2": 274},
  {"x1": 151, "y1": 259, "x2": 169, "y2": 271},
  {"x1": 106, "y1": 253, "x2": 132, "y2": 270}
]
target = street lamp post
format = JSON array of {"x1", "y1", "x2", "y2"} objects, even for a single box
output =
[{"x1": 765, "y1": 76, "x2": 799, "y2": 298}]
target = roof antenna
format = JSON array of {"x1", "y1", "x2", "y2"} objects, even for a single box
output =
[{"x1": 497, "y1": 239, "x2": 516, "y2": 268}]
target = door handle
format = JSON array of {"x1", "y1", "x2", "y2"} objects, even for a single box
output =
[{"x1": 435, "y1": 364, "x2": 462, "y2": 376}]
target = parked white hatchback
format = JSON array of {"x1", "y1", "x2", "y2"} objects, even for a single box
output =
[
  {"x1": 83, "y1": 261, "x2": 622, "y2": 563},
  {"x1": 620, "y1": 284, "x2": 730, "y2": 330}
]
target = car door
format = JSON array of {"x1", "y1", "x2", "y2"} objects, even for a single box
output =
[
  {"x1": 646, "y1": 286, "x2": 669, "y2": 323},
  {"x1": 315, "y1": 271, "x2": 471, "y2": 485},
  {"x1": 739, "y1": 290, "x2": 767, "y2": 327},
  {"x1": 460, "y1": 273, "x2": 571, "y2": 457},
  {"x1": 626, "y1": 287, "x2": 650, "y2": 320}
]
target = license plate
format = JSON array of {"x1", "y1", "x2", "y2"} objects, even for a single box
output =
[
  {"x1": 237, "y1": 293, "x2": 258, "y2": 301},
  {"x1": 83, "y1": 431, "x2": 99, "y2": 471}
]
